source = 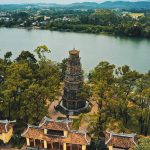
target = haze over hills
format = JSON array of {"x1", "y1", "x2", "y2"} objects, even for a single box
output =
[
  {"x1": 66, "y1": 1, "x2": 150, "y2": 9},
  {"x1": 0, "y1": 1, "x2": 150, "y2": 10},
  {"x1": 0, "y1": 0, "x2": 150, "y2": 4}
]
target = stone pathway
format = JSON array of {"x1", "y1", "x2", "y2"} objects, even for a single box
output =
[{"x1": 48, "y1": 100, "x2": 79, "y2": 120}]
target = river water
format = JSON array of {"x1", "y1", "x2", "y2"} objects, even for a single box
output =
[{"x1": 0, "y1": 27, "x2": 150, "y2": 73}]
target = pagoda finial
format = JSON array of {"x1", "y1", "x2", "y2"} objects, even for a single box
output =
[
  {"x1": 73, "y1": 43, "x2": 76, "y2": 50},
  {"x1": 69, "y1": 48, "x2": 79, "y2": 55}
]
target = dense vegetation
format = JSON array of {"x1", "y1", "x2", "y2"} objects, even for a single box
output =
[
  {"x1": 88, "y1": 62, "x2": 150, "y2": 137},
  {"x1": 46, "y1": 9, "x2": 150, "y2": 37},
  {"x1": 0, "y1": 47, "x2": 150, "y2": 148},
  {"x1": 0, "y1": 8, "x2": 150, "y2": 38},
  {"x1": 136, "y1": 137, "x2": 150, "y2": 150},
  {"x1": 0, "y1": 46, "x2": 61, "y2": 125},
  {"x1": 86, "y1": 62, "x2": 150, "y2": 149}
]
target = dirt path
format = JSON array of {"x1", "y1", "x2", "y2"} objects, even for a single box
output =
[
  {"x1": 48, "y1": 98, "x2": 98, "y2": 132},
  {"x1": 0, "y1": 145, "x2": 26, "y2": 150},
  {"x1": 79, "y1": 100, "x2": 98, "y2": 131}
]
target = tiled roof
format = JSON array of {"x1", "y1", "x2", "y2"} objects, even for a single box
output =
[
  {"x1": 22, "y1": 126, "x2": 45, "y2": 140},
  {"x1": 22, "y1": 126, "x2": 90, "y2": 145},
  {"x1": 22, "y1": 117, "x2": 91, "y2": 145},
  {"x1": 0, "y1": 124, "x2": 6, "y2": 133},
  {"x1": 66, "y1": 131, "x2": 91, "y2": 145},
  {"x1": 105, "y1": 131, "x2": 137, "y2": 149},
  {"x1": 0, "y1": 120, "x2": 16, "y2": 134},
  {"x1": 39, "y1": 116, "x2": 72, "y2": 131}
]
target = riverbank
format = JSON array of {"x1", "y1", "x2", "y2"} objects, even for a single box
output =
[
  {"x1": 1, "y1": 22, "x2": 150, "y2": 39},
  {"x1": 0, "y1": 27, "x2": 150, "y2": 73}
]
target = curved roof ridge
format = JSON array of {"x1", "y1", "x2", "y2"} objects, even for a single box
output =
[
  {"x1": 28, "y1": 124, "x2": 39, "y2": 128},
  {"x1": 21, "y1": 124, "x2": 30, "y2": 137},
  {"x1": 55, "y1": 119, "x2": 73, "y2": 123},
  {"x1": 70, "y1": 129, "x2": 87, "y2": 134},
  {"x1": 106, "y1": 131, "x2": 136, "y2": 137},
  {"x1": 41, "y1": 116, "x2": 73, "y2": 124},
  {"x1": 21, "y1": 124, "x2": 39, "y2": 137},
  {"x1": 105, "y1": 132, "x2": 112, "y2": 145},
  {"x1": 39, "y1": 116, "x2": 49, "y2": 127},
  {"x1": 131, "y1": 136, "x2": 137, "y2": 146},
  {"x1": 0, "y1": 119, "x2": 16, "y2": 124},
  {"x1": 0, "y1": 119, "x2": 8, "y2": 124},
  {"x1": 43, "y1": 116, "x2": 54, "y2": 122}
]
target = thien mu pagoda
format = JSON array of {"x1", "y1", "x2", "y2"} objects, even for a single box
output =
[
  {"x1": 22, "y1": 116, "x2": 91, "y2": 150},
  {"x1": 59, "y1": 49, "x2": 89, "y2": 115}
]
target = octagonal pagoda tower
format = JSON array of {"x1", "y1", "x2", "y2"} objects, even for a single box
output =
[{"x1": 59, "y1": 49, "x2": 89, "y2": 115}]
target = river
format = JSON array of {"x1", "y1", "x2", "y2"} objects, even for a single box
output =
[{"x1": 0, "y1": 27, "x2": 149, "y2": 73}]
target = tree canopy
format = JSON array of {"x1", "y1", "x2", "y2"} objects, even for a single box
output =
[{"x1": 0, "y1": 47, "x2": 61, "y2": 125}]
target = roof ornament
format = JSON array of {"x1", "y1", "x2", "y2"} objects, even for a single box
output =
[
  {"x1": 39, "y1": 116, "x2": 54, "y2": 127},
  {"x1": 5, "y1": 120, "x2": 8, "y2": 133},
  {"x1": 105, "y1": 132, "x2": 113, "y2": 145},
  {"x1": 0, "y1": 119, "x2": 16, "y2": 133},
  {"x1": 84, "y1": 132, "x2": 90, "y2": 145},
  {"x1": 73, "y1": 43, "x2": 76, "y2": 50},
  {"x1": 39, "y1": 116, "x2": 73, "y2": 128}
]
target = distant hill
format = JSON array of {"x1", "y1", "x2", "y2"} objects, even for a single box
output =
[
  {"x1": 0, "y1": 1, "x2": 150, "y2": 10},
  {"x1": 99, "y1": 1, "x2": 150, "y2": 9},
  {"x1": 67, "y1": 1, "x2": 150, "y2": 10}
]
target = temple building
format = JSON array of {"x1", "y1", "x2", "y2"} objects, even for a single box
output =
[
  {"x1": 59, "y1": 49, "x2": 89, "y2": 115},
  {"x1": 0, "y1": 120, "x2": 16, "y2": 143},
  {"x1": 105, "y1": 131, "x2": 137, "y2": 150},
  {"x1": 22, "y1": 116, "x2": 91, "y2": 150}
]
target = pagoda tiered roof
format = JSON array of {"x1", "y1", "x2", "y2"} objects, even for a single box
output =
[{"x1": 60, "y1": 49, "x2": 89, "y2": 114}]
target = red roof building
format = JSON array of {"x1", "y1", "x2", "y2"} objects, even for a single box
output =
[
  {"x1": 0, "y1": 120, "x2": 16, "y2": 143},
  {"x1": 22, "y1": 116, "x2": 91, "y2": 150},
  {"x1": 105, "y1": 131, "x2": 137, "y2": 150}
]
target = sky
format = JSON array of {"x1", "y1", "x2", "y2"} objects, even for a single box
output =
[{"x1": 0, "y1": 0, "x2": 149, "y2": 4}]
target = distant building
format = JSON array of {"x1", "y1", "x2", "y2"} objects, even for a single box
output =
[
  {"x1": 0, "y1": 120, "x2": 16, "y2": 143},
  {"x1": 129, "y1": 13, "x2": 144, "y2": 20},
  {"x1": 44, "y1": 16, "x2": 50, "y2": 21},
  {"x1": 105, "y1": 131, "x2": 137, "y2": 150},
  {"x1": 63, "y1": 16, "x2": 71, "y2": 22},
  {"x1": 22, "y1": 116, "x2": 91, "y2": 150}
]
